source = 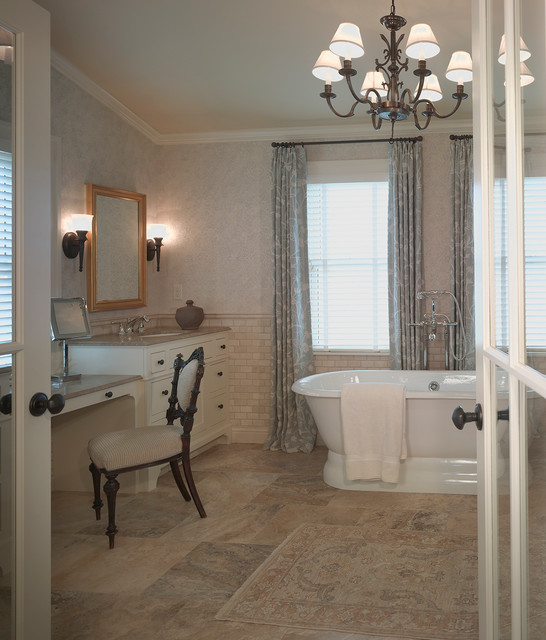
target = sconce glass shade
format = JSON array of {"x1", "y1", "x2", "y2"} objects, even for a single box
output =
[
  {"x1": 405, "y1": 23, "x2": 440, "y2": 60},
  {"x1": 416, "y1": 73, "x2": 442, "y2": 102},
  {"x1": 148, "y1": 223, "x2": 167, "y2": 238},
  {"x1": 312, "y1": 50, "x2": 343, "y2": 83},
  {"x1": 71, "y1": 213, "x2": 93, "y2": 232},
  {"x1": 360, "y1": 70, "x2": 387, "y2": 97},
  {"x1": 329, "y1": 23, "x2": 365, "y2": 59},
  {"x1": 445, "y1": 51, "x2": 473, "y2": 83},
  {"x1": 498, "y1": 35, "x2": 531, "y2": 64}
]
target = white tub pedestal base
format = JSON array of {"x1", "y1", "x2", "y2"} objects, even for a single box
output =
[{"x1": 323, "y1": 451, "x2": 478, "y2": 495}]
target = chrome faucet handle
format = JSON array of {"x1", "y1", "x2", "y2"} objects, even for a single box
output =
[
  {"x1": 138, "y1": 316, "x2": 150, "y2": 332},
  {"x1": 111, "y1": 320, "x2": 126, "y2": 336}
]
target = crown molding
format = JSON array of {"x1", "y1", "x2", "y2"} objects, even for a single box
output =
[
  {"x1": 51, "y1": 51, "x2": 474, "y2": 146},
  {"x1": 51, "y1": 51, "x2": 161, "y2": 143}
]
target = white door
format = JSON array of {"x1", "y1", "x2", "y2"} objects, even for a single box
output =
[
  {"x1": 0, "y1": 1, "x2": 52, "y2": 639},
  {"x1": 474, "y1": 0, "x2": 546, "y2": 637}
]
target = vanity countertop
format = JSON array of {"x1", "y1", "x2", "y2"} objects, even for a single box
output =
[
  {"x1": 52, "y1": 374, "x2": 142, "y2": 399},
  {"x1": 70, "y1": 326, "x2": 230, "y2": 347}
]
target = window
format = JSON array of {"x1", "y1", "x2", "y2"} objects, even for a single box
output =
[
  {"x1": 0, "y1": 150, "x2": 12, "y2": 367},
  {"x1": 307, "y1": 159, "x2": 389, "y2": 351},
  {"x1": 494, "y1": 175, "x2": 546, "y2": 349}
]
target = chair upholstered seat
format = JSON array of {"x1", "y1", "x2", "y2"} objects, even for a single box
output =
[{"x1": 88, "y1": 425, "x2": 185, "y2": 472}]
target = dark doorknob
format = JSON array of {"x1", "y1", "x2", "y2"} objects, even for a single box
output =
[
  {"x1": 452, "y1": 403, "x2": 483, "y2": 431},
  {"x1": 0, "y1": 393, "x2": 11, "y2": 415},
  {"x1": 29, "y1": 392, "x2": 65, "y2": 417},
  {"x1": 498, "y1": 408, "x2": 509, "y2": 421}
]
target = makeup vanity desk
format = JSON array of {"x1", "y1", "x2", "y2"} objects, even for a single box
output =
[
  {"x1": 65, "y1": 327, "x2": 231, "y2": 492},
  {"x1": 51, "y1": 374, "x2": 144, "y2": 493}
]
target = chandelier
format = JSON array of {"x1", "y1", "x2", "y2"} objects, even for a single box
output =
[{"x1": 312, "y1": 1, "x2": 473, "y2": 136}]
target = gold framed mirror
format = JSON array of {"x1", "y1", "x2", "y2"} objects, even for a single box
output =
[{"x1": 86, "y1": 184, "x2": 147, "y2": 311}]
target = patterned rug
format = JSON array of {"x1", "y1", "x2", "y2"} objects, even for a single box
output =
[{"x1": 216, "y1": 523, "x2": 478, "y2": 639}]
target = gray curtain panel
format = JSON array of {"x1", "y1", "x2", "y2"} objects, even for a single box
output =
[
  {"x1": 388, "y1": 140, "x2": 424, "y2": 370},
  {"x1": 264, "y1": 146, "x2": 317, "y2": 453},
  {"x1": 449, "y1": 137, "x2": 475, "y2": 370}
]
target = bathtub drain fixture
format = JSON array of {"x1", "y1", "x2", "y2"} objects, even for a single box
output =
[{"x1": 428, "y1": 381, "x2": 440, "y2": 391}]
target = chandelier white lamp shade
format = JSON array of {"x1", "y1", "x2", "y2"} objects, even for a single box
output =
[
  {"x1": 311, "y1": 0, "x2": 472, "y2": 135},
  {"x1": 415, "y1": 74, "x2": 443, "y2": 102},
  {"x1": 312, "y1": 50, "x2": 344, "y2": 83},
  {"x1": 498, "y1": 34, "x2": 531, "y2": 64},
  {"x1": 361, "y1": 70, "x2": 388, "y2": 97}
]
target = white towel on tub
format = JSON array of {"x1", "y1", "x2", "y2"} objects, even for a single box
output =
[{"x1": 341, "y1": 383, "x2": 407, "y2": 483}]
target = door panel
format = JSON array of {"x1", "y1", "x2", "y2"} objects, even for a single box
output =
[
  {"x1": 0, "y1": 1, "x2": 51, "y2": 638},
  {"x1": 475, "y1": 0, "x2": 546, "y2": 637}
]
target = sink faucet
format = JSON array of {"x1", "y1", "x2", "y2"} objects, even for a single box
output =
[{"x1": 126, "y1": 315, "x2": 150, "y2": 333}]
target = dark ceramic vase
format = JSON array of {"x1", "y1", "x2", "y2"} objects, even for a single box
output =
[{"x1": 175, "y1": 300, "x2": 204, "y2": 330}]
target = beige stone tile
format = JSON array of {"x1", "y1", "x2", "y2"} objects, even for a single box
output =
[
  {"x1": 52, "y1": 533, "x2": 198, "y2": 594},
  {"x1": 52, "y1": 489, "x2": 137, "y2": 535},
  {"x1": 52, "y1": 591, "x2": 187, "y2": 640},
  {"x1": 162, "y1": 503, "x2": 284, "y2": 545},
  {"x1": 142, "y1": 541, "x2": 275, "y2": 602},
  {"x1": 251, "y1": 503, "x2": 364, "y2": 545},
  {"x1": 251, "y1": 473, "x2": 339, "y2": 507}
]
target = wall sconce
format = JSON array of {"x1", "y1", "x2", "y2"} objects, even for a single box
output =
[
  {"x1": 62, "y1": 214, "x2": 93, "y2": 272},
  {"x1": 147, "y1": 224, "x2": 167, "y2": 272}
]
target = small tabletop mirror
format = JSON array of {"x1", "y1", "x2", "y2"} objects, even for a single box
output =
[{"x1": 51, "y1": 297, "x2": 92, "y2": 383}]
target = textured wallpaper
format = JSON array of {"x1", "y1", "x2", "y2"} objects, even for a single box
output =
[{"x1": 52, "y1": 68, "x2": 453, "y2": 321}]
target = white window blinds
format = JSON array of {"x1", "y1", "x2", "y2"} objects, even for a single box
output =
[
  {"x1": 307, "y1": 174, "x2": 389, "y2": 351},
  {"x1": 494, "y1": 175, "x2": 546, "y2": 349},
  {"x1": 0, "y1": 150, "x2": 12, "y2": 365}
]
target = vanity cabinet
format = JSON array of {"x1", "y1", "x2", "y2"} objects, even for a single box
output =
[{"x1": 70, "y1": 329, "x2": 230, "y2": 488}]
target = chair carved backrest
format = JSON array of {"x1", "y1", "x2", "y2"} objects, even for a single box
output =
[{"x1": 166, "y1": 347, "x2": 205, "y2": 434}]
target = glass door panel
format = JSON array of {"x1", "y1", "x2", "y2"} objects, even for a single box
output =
[
  {"x1": 526, "y1": 382, "x2": 546, "y2": 636},
  {"x1": 496, "y1": 366, "x2": 511, "y2": 638},
  {"x1": 492, "y1": 0, "x2": 509, "y2": 354},
  {"x1": 522, "y1": 0, "x2": 546, "y2": 373},
  {"x1": 0, "y1": 24, "x2": 13, "y2": 638}
]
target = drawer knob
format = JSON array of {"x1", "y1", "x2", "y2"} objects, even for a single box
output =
[
  {"x1": 105, "y1": 391, "x2": 113, "y2": 398},
  {"x1": 217, "y1": 371, "x2": 223, "y2": 377},
  {"x1": 158, "y1": 359, "x2": 165, "y2": 365},
  {"x1": 220, "y1": 344, "x2": 226, "y2": 349},
  {"x1": 218, "y1": 404, "x2": 224, "y2": 409},
  {"x1": 162, "y1": 389, "x2": 169, "y2": 395}
]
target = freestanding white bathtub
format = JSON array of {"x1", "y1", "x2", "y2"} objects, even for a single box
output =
[{"x1": 292, "y1": 370, "x2": 479, "y2": 495}]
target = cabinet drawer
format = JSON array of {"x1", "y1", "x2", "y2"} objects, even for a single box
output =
[
  {"x1": 149, "y1": 350, "x2": 168, "y2": 375},
  {"x1": 207, "y1": 338, "x2": 228, "y2": 361},
  {"x1": 167, "y1": 342, "x2": 201, "y2": 366},
  {"x1": 150, "y1": 378, "x2": 171, "y2": 417},
  {"x1": 205, "y1": 360, "x2": 227, "y2": 394},
  {"x1": 206, "y1": 393, "x2": 228, "y2": 427}
]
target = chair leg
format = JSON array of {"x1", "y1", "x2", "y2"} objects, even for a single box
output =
[
  {"x1": 89, "y1": 463, "x2": 103, "y2": 520},
  {"x1": 103, "y1": 473, "x2": 120, "y2": 549},
  {"x1": 181, "y1": 436, "x2": 206, "y2": 518},
  {"x1": 169, "y1": 460, "x2": 191, "y2": 502}
]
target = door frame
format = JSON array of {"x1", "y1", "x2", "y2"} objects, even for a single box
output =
[{"x1": 2, "y1": 1, "x2": 52, "y2": 638}]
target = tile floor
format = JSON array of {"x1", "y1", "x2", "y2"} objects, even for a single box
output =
[{"x1": 51, "y1": 444, "x2": 478, "y2": 640}]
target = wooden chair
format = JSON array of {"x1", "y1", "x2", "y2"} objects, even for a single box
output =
[{"x1": 87, "y1": 347, "x2": 207, "y2": 548}]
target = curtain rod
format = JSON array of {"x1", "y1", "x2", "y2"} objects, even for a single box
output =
[
  {"x1": 449, "y1": 134, "x2": 473, "y2": 140},
  {"x1": 271, "y1": 135, "x2": 423, "y2": 148}
]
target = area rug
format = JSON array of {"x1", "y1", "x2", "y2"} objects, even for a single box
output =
[{"x1": 216, "y1": 523, "x2": 478, "y2": 639}]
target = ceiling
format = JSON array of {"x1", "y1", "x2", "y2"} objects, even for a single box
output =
[{"x1": 34, "y1": 0, "x2": 478, "y2": 140}]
